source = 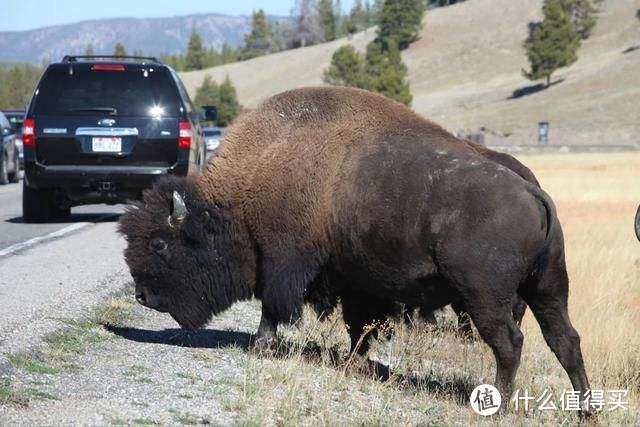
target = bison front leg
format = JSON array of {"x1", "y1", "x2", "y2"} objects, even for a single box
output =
[
  {"x1": 251, "y1": 304, "x2": 279, "y2": 354},
  {"x1": 251, "y1": 255, "x2": 320, "y2": 354},
  {"x1": 341, "y1": 291, "x2": 393, "y2": 357}
]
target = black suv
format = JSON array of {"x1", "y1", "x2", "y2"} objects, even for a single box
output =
[{"x1": 22, "y1": 55, "x2": 213, "y2": 222}]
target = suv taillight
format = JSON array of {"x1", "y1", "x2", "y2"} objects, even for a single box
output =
[
  {"x1": 178, "y1": 121, "x2": 192, "y2": 150},
  {"x1": 23, "y1": 119, "x2": 36, "y2": 148}
]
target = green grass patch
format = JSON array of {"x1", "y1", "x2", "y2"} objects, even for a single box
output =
[
  {"x1": 123, "y1": 364, "x2": 148, "y2": 377},
  {"x1": 24, "y1": 387, "x2": 58, "y2": 401},
  {"x1": 93, "y1": 297, "x2": 135, "y2": 327},
  {"x1": 132, "y1": 418, "x2": 159, "y2": 425},
  {"x1": 176, "y1": 372, "x2": 200, "y2": 381},
  {"x1": 7, "y1": 354, "x2": 61, "y2": 375},
  {"x1": 172, "y1": 411, "x2": 211, "y2": 425},
  {"x1": 0, "y1": 378, "x2": 29, "y2": 407},
  {"x1": 44, "y1": 326, "x2": 104, "y2": 357},
  {"x1": 110, "y1": 418, "x2": 129, "y2": 426}
]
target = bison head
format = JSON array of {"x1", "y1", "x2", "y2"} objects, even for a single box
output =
[{"x1": 119, "y1": 177, "x2": 251, "y2": 330}]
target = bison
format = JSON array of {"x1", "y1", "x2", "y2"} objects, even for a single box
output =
[
  {"x1": 411, "y1": 138, "x2": 536, "y2": 336},
  {"x1": 120, "y1": 87, "x2": 592, "y2": 413}
]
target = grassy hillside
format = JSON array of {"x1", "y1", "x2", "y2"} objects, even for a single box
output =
[{"x1": 181, "y1": 0, "x2": 640, "y2": 146}]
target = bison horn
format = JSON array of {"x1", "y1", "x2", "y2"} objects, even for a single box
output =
[{"x1": 170, "y1": 191, "x2": 188, "y2": 223}]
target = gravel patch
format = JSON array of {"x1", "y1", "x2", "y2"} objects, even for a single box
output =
[{"x1": 1, "y1": 291, "x2": 262, "y2": 425}]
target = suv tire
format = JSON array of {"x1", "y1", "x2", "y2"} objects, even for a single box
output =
[
  {"x1": 0, "y1": 155, "x2": 8, "y2": 185},
  {"x1": 51, "y1": 205, "x2": 71, "y2": 219},
  {"x1": 8, "y1": 152, "x2": 19, "y2": 183},
  {"x1": 23, "y1": 181, "x2": 52, "y2": 223}
]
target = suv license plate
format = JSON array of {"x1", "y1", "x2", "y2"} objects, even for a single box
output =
[{"x1": 92, "y1": 137, "x2": 122, "y2": 152}]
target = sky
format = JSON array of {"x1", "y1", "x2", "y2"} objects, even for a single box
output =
[{"x1": 1, "y1": 0, "x2": 357, "y2": 32}]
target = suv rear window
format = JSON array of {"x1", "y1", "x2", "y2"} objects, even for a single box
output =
[{"x1": 33, "y1": 67, "x2": 182, "y2": 117}]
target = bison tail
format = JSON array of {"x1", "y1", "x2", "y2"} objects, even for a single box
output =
[{"x1": 528, "y1": 185, "x2": 557, "y2": 276}]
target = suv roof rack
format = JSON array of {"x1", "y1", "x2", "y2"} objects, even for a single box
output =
[{"x1": 61, "y1": 55, "x2": 161, "y2": 64}]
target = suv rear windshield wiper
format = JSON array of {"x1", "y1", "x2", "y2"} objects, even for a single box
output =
[{"x1": 69, "y1": 107, "x2": 118, "y2": 115}]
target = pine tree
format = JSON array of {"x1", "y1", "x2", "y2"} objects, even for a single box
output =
[
  {"x1": 524, "y1": 0, "x2": 581, "y2": 86},
  {"x1": 292, "y1": 0, "x2": 324, "y2": 47},
  {"x1": 193, "y1": 75, "x2": 240, "y2": 127},
  {"x1": 556, "y1": 0, "x2": 600, "y2": 39},
  {"x1": 323, "y1": 40, "x2": 412, "y2": 105},
  {"x1": 319, "y1": 0, "x2": 337, "y2": 41},
  {"x1": 185, "y1": 30, "x2": 205, "y2": 71},
  {"x1": 377, "y1": 0, "x2": 426, "y2": 49},
  {"x1": 334, "y1": 0, "x2": 347, "y2": 37},
  {"x1": 194, "y1": 75, "x2": 219, "y2": 108},
  {"x1": 243, "y1": 10, "x2": 273, "y2": 59},
  {"x1": 348, "y1": 0, "x2": 369, "y2": 33},
  {"x1": 221, "y1": 43, "x2": 238, "y2": 64},
  {"x1": 365, "y1": 0, "x2": 376, "y2": 26},
  {"x1": 0, "y1": 65, "x2": 42, "y2": 109},
  {"x1": 113, "y1": 42, "x2": 126, "y2": 56},
  {"x1": 160, "y1": 53, "x2": 184, "y2": 71},
  {"x1": 85, "y1": 44, "x2": 95, "y2": 56},
  {"x1": 363, "y1": 39, "x2": 412, "y2": 105},
  {"x1": 323, "y1": 45, "x2": 365, "y2": 86},
  {"x1": 217, "y1": 76, "x2": 240, "y2": 126}
]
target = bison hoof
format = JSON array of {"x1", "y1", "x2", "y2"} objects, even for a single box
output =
[
  {"x1": 250, "y1": 336, "x2": 278, "y2": 356},
  {"x1": 345, "y1": 357, "x2": 390, "y2": 381},
  {"x1": 579, "y1": 406, "x2": 597, "y2": 419}
]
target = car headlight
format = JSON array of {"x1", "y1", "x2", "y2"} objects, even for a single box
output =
[
  {"x1": 15, "y1": 138, "x2": 23, "y2": 149},
  {"x1": 206, "y1": 138, "x2": 220, "y2": 151}
]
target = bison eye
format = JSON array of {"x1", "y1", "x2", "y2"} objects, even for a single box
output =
[{"x1": 149, "y1": 237, "x2": 168, "y2": 254}]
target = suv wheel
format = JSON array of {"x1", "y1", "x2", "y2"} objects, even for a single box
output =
[
  {"x1": 22, "y1": 181, "x2": 52, "y2": 223},
  {"x1": 51, "y1": 205, "x2": 71, "y2": 219},
  {"x1": 8, "y1": 152, "x2": 20, "y2": 183},
  {"x1": 0, "y1": 155, "x2": 8, "y2": 185}
]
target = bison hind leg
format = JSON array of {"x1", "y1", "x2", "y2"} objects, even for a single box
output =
[
  {"x1": 459, "y1": 293, "x2": 524, "y2": 403},
  {"x1": 521, "y1": 256, "x2": 592, "y2": 415}
]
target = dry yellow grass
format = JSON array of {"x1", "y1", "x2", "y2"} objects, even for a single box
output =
[
  {"x1": 520, "y1": 152, "x2": 640, "y2": 395},
  {"x1": 220, "y1": 152, "x2": 640, "y2": 425}
]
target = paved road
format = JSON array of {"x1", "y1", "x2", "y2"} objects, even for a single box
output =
[
  {"x1": 0, "y1": 176, "x2": 124, "y2": 252},
  {"x1": 0, "y1": 176, "x2": 132, "y2": 357}
]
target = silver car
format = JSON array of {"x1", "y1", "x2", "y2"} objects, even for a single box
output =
[{"x1": 203, "y1": 126, "x2": 224, "y2": 159}]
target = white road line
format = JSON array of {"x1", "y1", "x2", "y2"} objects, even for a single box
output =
[
  {"x1": 0, "y1": 223, "x2": 91, "y2": 258},
  {"x1": 0, "y1": 212, "x2": 119, "y2": 259}
]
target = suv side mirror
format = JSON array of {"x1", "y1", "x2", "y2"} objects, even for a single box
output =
[{"x1": 201, "y1": 106, "x2": 218, "y2": 122}]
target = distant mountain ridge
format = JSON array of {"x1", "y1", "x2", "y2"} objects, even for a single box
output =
[{"x1": 0, "y1": 13, "x2": 286, "y2": 64}]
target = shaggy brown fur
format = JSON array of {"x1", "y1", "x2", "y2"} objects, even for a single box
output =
[{"x1": 120, "y1": 87, "x2": 592, "y2": 414}]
